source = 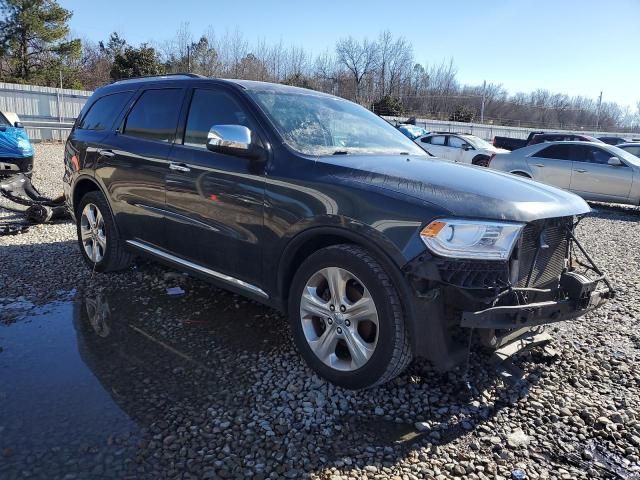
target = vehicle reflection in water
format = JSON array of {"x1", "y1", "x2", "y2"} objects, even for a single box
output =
[{"x1": 0, "y1": 287, "x2": 286, "y2": 478}]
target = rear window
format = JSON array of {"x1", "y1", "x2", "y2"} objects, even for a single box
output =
[
  {"x1": 123, "y1": 89, "x2": 183, "y2": 142},
  {"x1": 78, "y1": 92, "x2": 132, "y2": 131}
]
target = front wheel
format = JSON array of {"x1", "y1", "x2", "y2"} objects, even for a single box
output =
[{"x1": 288, "y1": 244, "x2": 412, "y2": 389}]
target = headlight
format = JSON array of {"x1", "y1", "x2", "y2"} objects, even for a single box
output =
[
  {"x1": 420, "y1": 218, "x2": 524, "y2": 260},
  {"x1": 17, "y1": 138, "x2": 32, "y2": 152}
]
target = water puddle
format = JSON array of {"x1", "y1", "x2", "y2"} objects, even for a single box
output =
[{"x1": 0, "y1": 286, "x2": 286, "y2": 478}]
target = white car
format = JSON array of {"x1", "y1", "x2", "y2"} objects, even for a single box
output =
[{"x1": 415, "y1": 133, "x2": 508, "y2": 166}]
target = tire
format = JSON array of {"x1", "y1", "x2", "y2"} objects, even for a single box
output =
[
  {"x1": 472, "y1": 155, "x2": 490, "y2": 167},
  {"x1": 288, "y1": 244, "x2": 412, "y2": 389},
  {"x1": 76, "y1": 191, "x2": 133, "y2": 272}
]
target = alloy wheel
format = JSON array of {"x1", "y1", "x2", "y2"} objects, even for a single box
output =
[
  {"x1": 299, "y1": 266, "x2": 379, "y2": 371},
  {"x1": 80, "y1": 203, "x2": 107, "y2": 264}
]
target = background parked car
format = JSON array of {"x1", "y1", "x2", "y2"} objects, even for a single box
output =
[
  {"x1": 493, "y1": 131, "x2": 603, "y2": 151},
  {"x1": 489, "y1": 141, "x2": 640, "y2": 206},
  {"x1": 0, "y1": 111, "x2": 33, "y2": 176},
  {"x1": 598, "y1": 136, "x2": 630, "y2": 145},
  {"x1": 416, "y1": 132, "x2": 507, "y2": 165},
  {"x1": 616, "y1": 142, "x2": 640, "y2": 158},
  {"x1": 397, "y1": 124, "x2": 429, "y2": 140}
]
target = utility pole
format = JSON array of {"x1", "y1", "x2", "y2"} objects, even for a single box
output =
[
  {"x1": 596, "y1": 91, "x2": 603, "y2": 130},
  {"x1": 187, "y1": 45, "x2": 191, "y2": 73},
  {"x1": 480, "y1": 80, "x2": 486, "y2": 123},
  {"x1": 59, "y1": 70, "x2": 65, "y2": 141}
]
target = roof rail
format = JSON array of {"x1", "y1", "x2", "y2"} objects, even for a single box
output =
[{"x1": 112, "y1": 73, "x2": 207, "y2": 84}]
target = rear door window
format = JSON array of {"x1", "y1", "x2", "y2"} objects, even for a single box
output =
[
  {"x1": 123, "y1": 89, "x2": 183, "y2": 142},
  {"x1": 429, "y1": 135, "x2": 446, "y2": 146},
  {"x1": 78, "y1": 92, "x2": 132, "y2": 131},
  {"x1": 533, "y1": 144, "x2": 572, "y2": 160}
]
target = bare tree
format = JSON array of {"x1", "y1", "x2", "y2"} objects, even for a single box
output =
[{"x1": 335, "y1": 36, "x2": 378, "y2": 102}]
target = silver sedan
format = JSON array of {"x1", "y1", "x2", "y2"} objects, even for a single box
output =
[{"x1": 489, "y1": 141, "x2": 640, "y2": 206}]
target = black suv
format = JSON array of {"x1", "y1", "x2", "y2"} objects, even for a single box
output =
[{"x1": 63, "y1": 75, "x2": 612, "y2": 389}]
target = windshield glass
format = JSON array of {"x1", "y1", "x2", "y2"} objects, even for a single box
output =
[
  {"x1": 465, "y1": 136, "x2": 494, "y2": 149},
  {"x1": 249, "y1": 90, "x2": 426, "y2": 156},
  {"x1": 608, "y1": 145, "x2": 640, "y2": 166},
  {"x1": 398, "y1": 125, "x2": 428, "y2": 140}
]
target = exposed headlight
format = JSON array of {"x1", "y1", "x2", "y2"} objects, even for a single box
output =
[{"x1": 420, "y1": 219, "x2": 524, "y2": 260}]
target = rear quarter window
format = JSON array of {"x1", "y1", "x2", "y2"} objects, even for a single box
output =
[{"x1": 78, "y1": 92, "x2": 133, "y2": 131}]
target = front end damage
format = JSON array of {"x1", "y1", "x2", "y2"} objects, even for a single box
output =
[{"x1": 405, "y1": 216, "x2": 614, "y2": 365}]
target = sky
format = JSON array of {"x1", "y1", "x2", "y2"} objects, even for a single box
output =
[{"x1": 60, "y1": 0, "x2": 639, "y2": 109}]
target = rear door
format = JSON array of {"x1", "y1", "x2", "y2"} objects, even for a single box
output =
[
  {"x1": 96, "y1": 87, "x2": 185, "y2": 247},
  {"x1": 569, "y1": 144, "x2": 633, "y2": 202},
  {"x1": 526, "y1": 144, "x2": 573, "y2": 188},
  {"x1": 165, "y1": 85, "x2": 266, "y2": 288}
]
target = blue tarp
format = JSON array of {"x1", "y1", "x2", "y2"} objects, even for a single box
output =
[{"x1": 0, "y1": 126, "x2": 33, "y2": 159}]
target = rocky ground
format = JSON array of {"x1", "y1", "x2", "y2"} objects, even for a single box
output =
[{"x1": 0, "y1": 144, "x2": 639, "y2": 479}]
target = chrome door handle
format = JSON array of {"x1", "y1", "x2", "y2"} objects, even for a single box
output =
[
  {"x1": 169, "y1": 162, "x2": 191, "y2": 173},
  {"x1": 98, "y1": 149, "x2": 115, "y2": 158},
  {"x1": 535, "y1": 163, "x2": 545, "y2": 167},
  {"x1": 575, "y1": 169, "x2": 587, "y2": 173}
]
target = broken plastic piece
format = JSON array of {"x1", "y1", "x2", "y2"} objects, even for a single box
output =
[{"x1": 166, "y1": 287, "x2": 185, "y2": 296}]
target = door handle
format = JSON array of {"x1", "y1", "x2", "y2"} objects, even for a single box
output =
[
  {"x1": 575, "y1": 169, "x2": 587, "y2": 173},
  {"x1": 98, "y1": 149, "x2": 115, "y2": 158},
  {"x1": 169, "y1": 162, "x2": 191, "y2": 173},
  {"x1": 535, "y1": 163, "x2": 545, "y2": 168}
]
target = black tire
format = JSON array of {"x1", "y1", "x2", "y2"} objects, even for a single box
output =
[
  {"x1": 472, "y1": 155, "x2": 490, "y2": 167},
  {"x1": 288, "y1": 244, "x2": 412, "y2": 389},
  {"x1": 76, "y1": 191, "x2": 133, "y2": 272}
]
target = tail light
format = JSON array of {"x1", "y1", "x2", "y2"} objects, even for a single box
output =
[{"x1": 492, "y1": 137, "x2": 496, "y2": 146}]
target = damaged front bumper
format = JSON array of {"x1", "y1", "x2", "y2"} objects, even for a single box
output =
[{"x1": 461, "y1": 273, "x2": 612, "y2": 329}]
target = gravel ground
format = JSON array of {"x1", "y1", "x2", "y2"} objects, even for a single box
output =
[{"x1": 1, "y1": 144, "x2": 639, "y2": 479}]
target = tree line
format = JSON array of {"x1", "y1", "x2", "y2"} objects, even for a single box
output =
[{"x1": 1, "y1": 0, "x2": 639, "y2": 132}]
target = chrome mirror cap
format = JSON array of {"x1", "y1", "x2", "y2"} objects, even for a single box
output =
[{"x1": 207, "y1": 125, "x2": 252, "y2": 151}]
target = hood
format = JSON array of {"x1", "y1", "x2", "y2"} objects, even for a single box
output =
[{"x1": 319, "y1": 154, "x2": 590, "y2": 223}]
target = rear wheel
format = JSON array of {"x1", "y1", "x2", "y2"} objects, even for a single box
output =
[
  {"x1": 288, "y1": 244, "x2": 412, "y2": 389},
  {"x1": 76, "y1": 191, "x2": 133, "y2": 272}
]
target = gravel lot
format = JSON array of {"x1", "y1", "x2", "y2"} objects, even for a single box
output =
[{"x1": 1, "y1": 144, "x2": 639, "y2": 479}]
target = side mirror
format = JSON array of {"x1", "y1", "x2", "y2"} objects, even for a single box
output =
[
  {"x1": 462, "y1": 144, "x2": 473, "y2": 151},
  {"x1": 14, "y1": 121, "x2": 24, "y2": 128},
  {"x1": 206, "y1": 125, "x2": 263, "y2": 160},
  {"x1": 608, "y1": 157, "x2": 622, "y2": 166}
]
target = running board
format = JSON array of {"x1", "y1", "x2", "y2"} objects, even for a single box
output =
[{"x1": 126, "y1": 240, "x2": 269, "y2": 299}]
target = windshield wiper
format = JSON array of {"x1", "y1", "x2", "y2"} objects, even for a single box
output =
[{"x1": 332, "y1": 150, "x2": 349, "y2": 155}]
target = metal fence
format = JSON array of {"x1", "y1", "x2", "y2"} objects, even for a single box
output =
[
  {"x1": 0, "y1": 82, "x2": 91, "y2": 142},
  {"x1": 0, "y1": 81, "x2": 636, "y2": 143}
]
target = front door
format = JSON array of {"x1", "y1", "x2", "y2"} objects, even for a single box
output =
[
  {"x1": 569, "y1": 144, "x2": 633, "y2": 202},
  {"x1": 526, "y1": 143, "x2": 573, "y2": 189},
  {"x1": 165, "y1": 86, "x2": 266, "y2": 289}
]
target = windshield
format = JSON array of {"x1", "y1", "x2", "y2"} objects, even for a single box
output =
[
  {"x1": 465, "y1": 136, "x2": 494, "y2": 149},
  {"x1": 398, "y1": 125, "x2": 429, "y2": 140},
  {"x1": 608, "y1": 145, "x2": 640, "y2": 166},
  {"x1": 249, "y1": 90, "x2": 426, "y2": 156}
]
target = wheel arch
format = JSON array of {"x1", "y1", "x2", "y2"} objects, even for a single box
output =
[
  {"x1": 471, "y1": 154, "x2": 490, "y2": 166},
  {"x1": 72, "y1": 176, "x2": 104, "y2": 216},
  {"x1": 510, "y1": 170, "x2": 532, "y2": 178},
  {"x1": 276, "y1": 225, "x2": 426, "y2": 356}
]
